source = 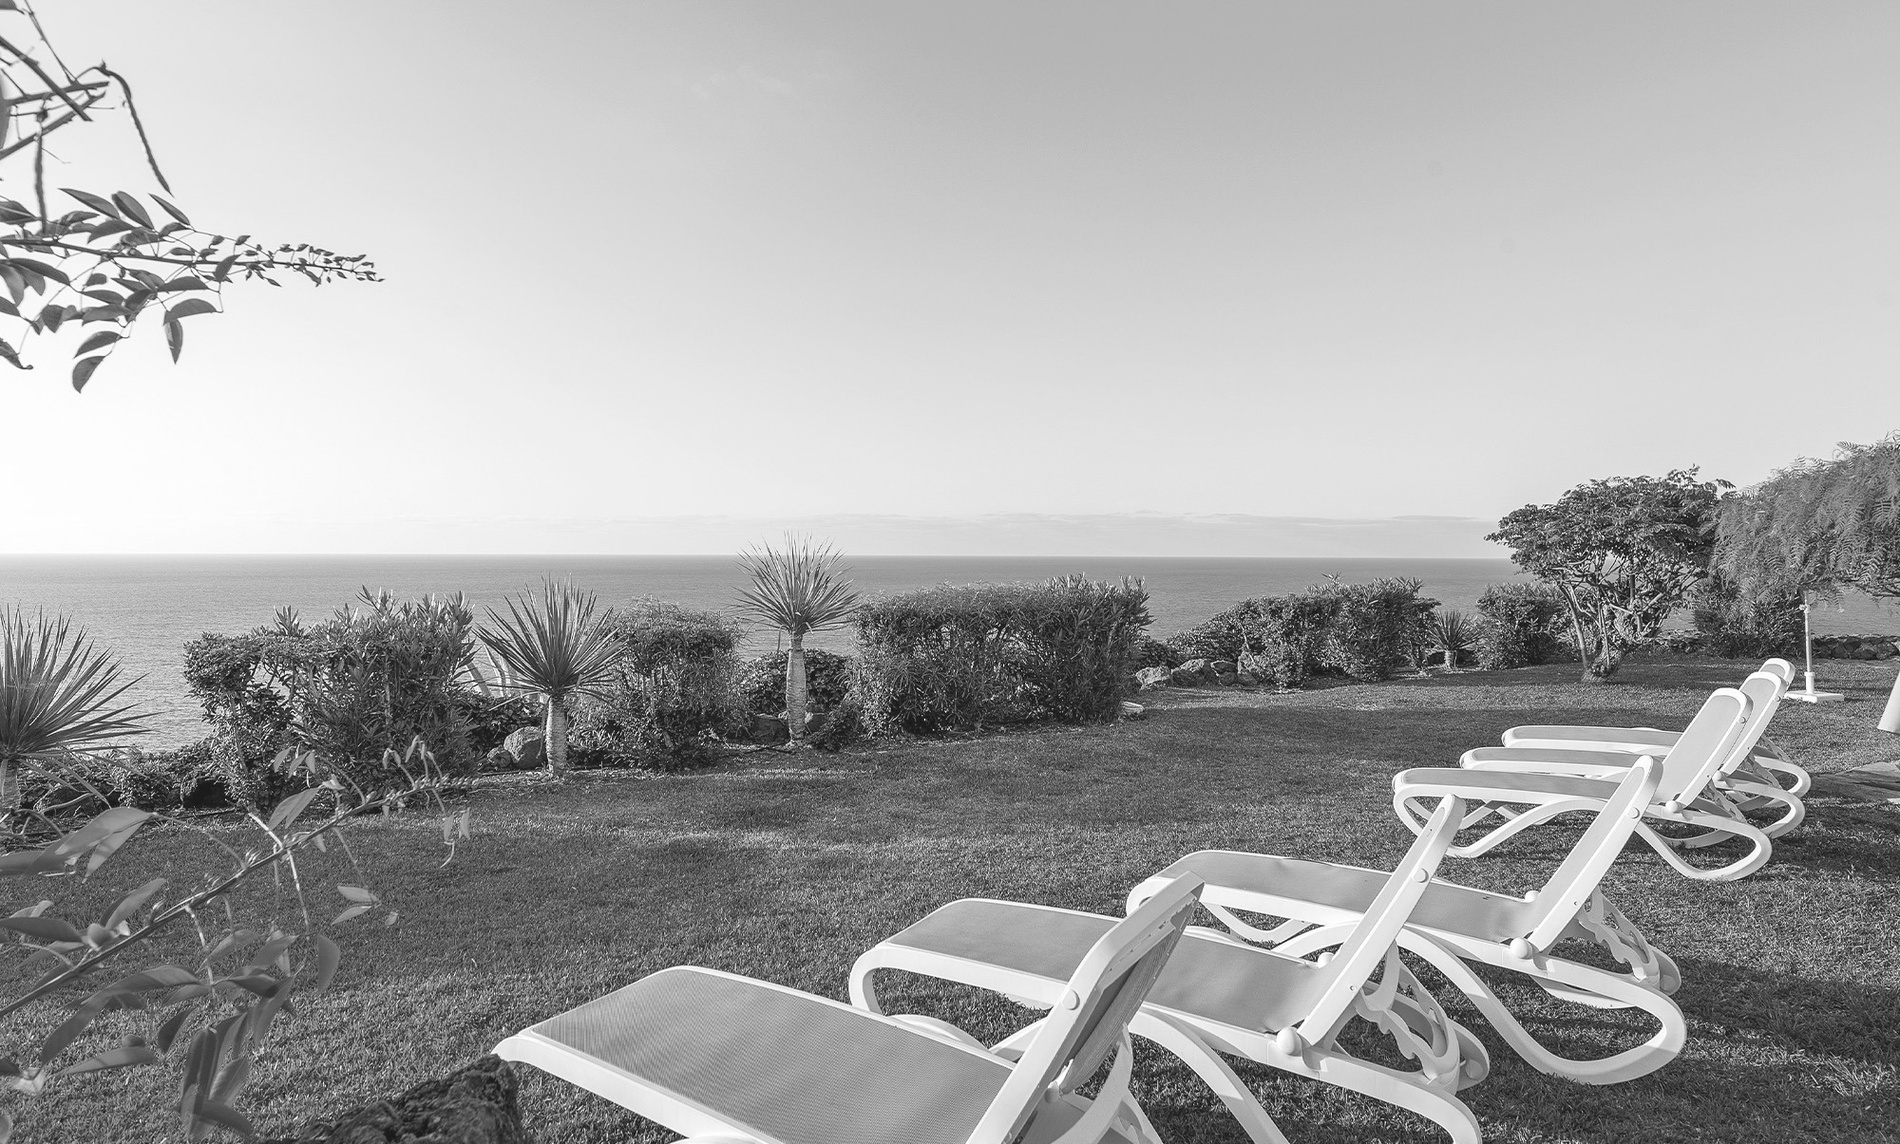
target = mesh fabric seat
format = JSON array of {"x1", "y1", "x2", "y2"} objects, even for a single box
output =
[
  {"x1": 855, "y1": 796, "x2": 1485, "y2": 1144},
  {"x1": 498, "y1": 876, "x2": 1205, "y2": 1144},
  {"x1": 523, "y1": 967, "x2": 1010, "y2": 1144}
]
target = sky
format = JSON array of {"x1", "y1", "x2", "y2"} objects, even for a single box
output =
[{"x1": 0, "y1": 1, "x2": 1895, "y2": 555}]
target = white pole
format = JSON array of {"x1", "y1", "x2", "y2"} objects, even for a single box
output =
[{"x1": 1802, "y1": 593, "x2": 1816, "y2": 696}]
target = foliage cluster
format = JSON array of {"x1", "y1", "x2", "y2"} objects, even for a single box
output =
[
  {"x1": 736, "y1": 649, "x2": 856, "y2": 716},
  {"x1": 855, "y1": 577, "x2": 1150, "y2": 732},
  {"x1": 569, "y1": 601, "x2": 743, "y2": 771},
  {"x1": 1690, "y1": 575, "x2": 1805, "y2": 659},
  {"x1": 1473, "y1": 583, "x2": 1573, "y2": 670},
  {"x1": 1311, "y1": 577, "x2": 1439, "y2": 682},
  {"x1": 1170, "y1": 578, "x2": 1435, "y2": 688},
  {"x1": 181, "y1": 592, "x2": 477, "y2": 807},
  {"x1": 1712, "y1": 434, "x2": 1900, "y2": 601},
  {"x1": 1489, "y1": 469, "x2": 1728, "y2": 681}
]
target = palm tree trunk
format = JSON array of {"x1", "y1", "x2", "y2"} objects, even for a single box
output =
[
  {"x1": 544, "y1": 698, "x2": 568, "y2": 779},
  {"x1": 785, "y1": 636, "x2": 808, "y2": 746},
  {"x1": 0, "y1": 758, "x2": 13, "y2": 811}
]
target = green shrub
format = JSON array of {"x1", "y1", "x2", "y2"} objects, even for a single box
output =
[
  {"x1": 856, "y1": 584, "x2": 1028, "y2": 732},
  {"x1": 855, "y1": 577, "x2": 1150, "y2": 732},
  {"x1": 1474, "y1": 583, "x2": 1571, "y2": 669},
  {"x1": 1011, "y1": 575, "x2": 1152, "y2": 722},
  {"x1": 737, "y1": 648, "x2": 855, "y2": 715},
  {"x1": 1166, "y1": 601, "x2": 1261, "y2": 663},
  {"x1": 1237, "y1": 594, "x2": 1336, "y2": 688},
  {"x1": 1691, "y1": 574, "x2": 1805, "y2": 659},
  {"x1": 1130, "y1": 634, "x2": 1179, "y2": 670},
  {"x1": 569, "y1": 600, "x2": 742, "y2": 771},
  {"x1": 1313, "y1": 577, "x2": 1438, "y2": 682},
  {"x1": 182, "y1": 592, "x2": 478, "y2": 807}
]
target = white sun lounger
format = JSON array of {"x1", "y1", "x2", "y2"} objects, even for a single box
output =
[
  {"x1": 851, "y1": 797, "x2": 1487, "y2": 1144},
  {"x1": 1434, "y1": 683, "x2": 1780, "y2": 881},
  {"x1": 1129, "y1": 757, "x2": 1684, "y2": 1087},
  {"x1": 496, "y1": 874, "x2": 1206, "y2": 1144},
  {"x1": 1499, "y1": 657, "x2": 1810, "y2": 807}
]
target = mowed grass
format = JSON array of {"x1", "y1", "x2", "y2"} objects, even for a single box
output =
[{"x1": 7, "y1": 656, "x2": 1900, "y2": 1143}]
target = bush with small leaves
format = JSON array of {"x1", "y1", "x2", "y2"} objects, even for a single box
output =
[
  {"x1": 1474, "y1": 583, "x2": 1572, "y2": 670},
  {"x1": 737, "y1": 649, "x2": 856, "y2": 716},
  {"x1": 568, "y1": 601, "x2": 743, "y2": 771}
]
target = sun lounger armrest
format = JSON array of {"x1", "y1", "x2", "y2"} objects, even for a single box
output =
[
  {"x1": 1461, "y1": 745, "x2": 1650, "y2": 777},
  {"x1": 1395, "y1": 766, "x2": 1630, "y2": 806}
]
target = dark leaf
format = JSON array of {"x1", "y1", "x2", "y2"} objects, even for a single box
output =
[
  {"x1": 76, "y1": 330, "x2": 122, "y2": 356},
  {"x1": 0, "y1": 916, "x2": 83, "y2": 944},
  {"x1": 60, "y1": 188, "x2": 120, "y2": 218},
  {"x1": 57, "y1": 1045, "x2": 160, "y2": 1077},
  {"x1": 165, "y1": 297, "x2": 218, "y2": 322},
  {"x1": 111, "y1": 192, "x2": 154, "y2": 229},
  {"x1": 311, "y1": 934, "x2": 340, "y2": 991},
  {"x1": 165, "y1": 319, "x2": 183, "y2": 363},
  {"x1": 153, "y1": 195, "x2": 192, "y2": 227},
  {"x1": 156, "y1": 1008, "x2": 191, "y2": 1053},
  {"x1": 7, "y1": 258, "x2": 69, "y2": 286},
  {"x1": 105, "y1": 879, "x2": 167, "y2": 931},
  {"x1": 267, "y1": 787, "x2": 322, "y2": 833},
  {"x1": 39, "y1": 997, "x2": 111, "y2": 1064}
]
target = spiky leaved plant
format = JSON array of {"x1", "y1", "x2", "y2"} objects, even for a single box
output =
[
  {"x1": 476, "y1": 579, "x2": 620, "y2": 780},
  {"x1": 0, "y1": 607, "x2": 151, "y2": 819},
  {"x1": 1428, "y1": 608, "x2": 1478, "y2": 672},
  {"x1": 735, "y1": 536, "x2": 860, "y2": 747}
]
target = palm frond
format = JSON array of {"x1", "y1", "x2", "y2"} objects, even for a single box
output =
[
  {"x1": 0, "y1": 607, "x2": 152, "y2": 760},
  {"x1": 734, "y1": 534, "x2": 861, "y2": 638},
  {"x1": 476, "y1": 579, "x2": 620, "y2": 702}
]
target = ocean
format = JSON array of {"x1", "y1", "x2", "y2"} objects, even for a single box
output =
[{"x1": 4, "y1": 554, "x2": 1896, "y2": 749}]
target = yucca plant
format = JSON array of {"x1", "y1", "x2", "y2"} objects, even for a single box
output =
[
  {"x1": 476, "y1": 579, "x2": 619, "y2": 780},
  {"x1": 1428, "y1": 608, "x2": 1478, "y2": 672},
  {"x1": 0, "y1": 607, "x2": 151, "y2": 816},
  {"x1": 735, "y1": 536, "x2": 860, "y2": 747}
]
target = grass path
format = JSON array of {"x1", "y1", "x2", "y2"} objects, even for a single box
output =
[{"x1": 7, "y1": 656, "x2": 1900, "y2": 1142}]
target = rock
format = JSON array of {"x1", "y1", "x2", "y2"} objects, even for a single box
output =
[
  {"x1": 1134, "y1": 666, "x2": 1173, "y2": 691},
  {"x1": 1120, "y1": 700, "x2": 1146, "y2": 720},
  {"x1": 1170, "y1": 659, "x2": 1211, "y2": 686},
  {"x1": 259, "y1": 1054, "x2": 531, "y2": 1144},
  {"x1": 749, "y1": 714, "x2": 789, "y2": 745},
  {"x1": 1209, "y1": 660, "x2": 1237, "y2": 676},
  {"x1": 1214, "y1": 671, "x2": 1239, "y2": 686},
  {"x1": 483, "y1": 747, "x2": 517, "y2": 771},
  {"x1": 502, "y1": 727, "x2": 546, "y2": 771}
]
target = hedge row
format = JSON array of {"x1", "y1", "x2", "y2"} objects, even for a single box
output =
[{"x1": 1166, "y1": 578, "x2": 1438, "y2": 688}]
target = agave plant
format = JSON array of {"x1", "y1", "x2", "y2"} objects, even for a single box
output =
[
  {"x1": 0, "y1": 607, "x2": 151, "y2": 815},
  {"x1": 476, "y1": 579, "x2": 620, "y2": 780},
  {"x1": 735, "y1": 536, "x2": 860, "y2": 747},
  {"x1": 1428, "y1": 608, "x2": 1478, "y2": 672}
]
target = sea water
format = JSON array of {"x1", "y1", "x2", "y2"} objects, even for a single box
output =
[{"x1": 3, "y1": 554, "x2": 1894, "y2": 748}]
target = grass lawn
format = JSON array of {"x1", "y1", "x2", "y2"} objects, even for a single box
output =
[{"x1": 6, "y1": 655, "x2": 1900, "y2": 1143}]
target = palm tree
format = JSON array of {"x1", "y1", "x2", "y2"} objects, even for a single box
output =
[
  {"x1": 0, "y1": 607, "x2": 151, "y2": 815},
  {"x1": 476, "y1": 579, "x2": 619, "y2": 780},
  {"x1": 735, "y1": 536, "x2": 860, "y2": 747}
]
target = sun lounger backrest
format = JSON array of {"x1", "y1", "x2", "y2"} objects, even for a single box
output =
[
  {"x1": 1656, "y1": 687, "x2": 1750, "y2": 802},
  {"x1": 969, "y1": 873, "x2": 1202, "y2": 1144},
  {"x1": 1718, "y1": 670, "x2": 1789, "y2": 775},
  {"x1": 1293, "y1": 795, "x2": 1462, "y2": 1046},
  {"x1": 1521, "y1": 756, "x2": 1661, "y2": 950}
]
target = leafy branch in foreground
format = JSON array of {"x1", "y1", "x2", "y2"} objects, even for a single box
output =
[
  {"x1": 0, "y1": 742, "x2": 468, "y2": 1143},
  {"x1": 0, "y1": 4, "x2": 379, "y2": 389}
]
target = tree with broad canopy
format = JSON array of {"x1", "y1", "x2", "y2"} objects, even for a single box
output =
[{"x1": 1489, "y1": 468, "x2": 1730, "y2": 682}]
